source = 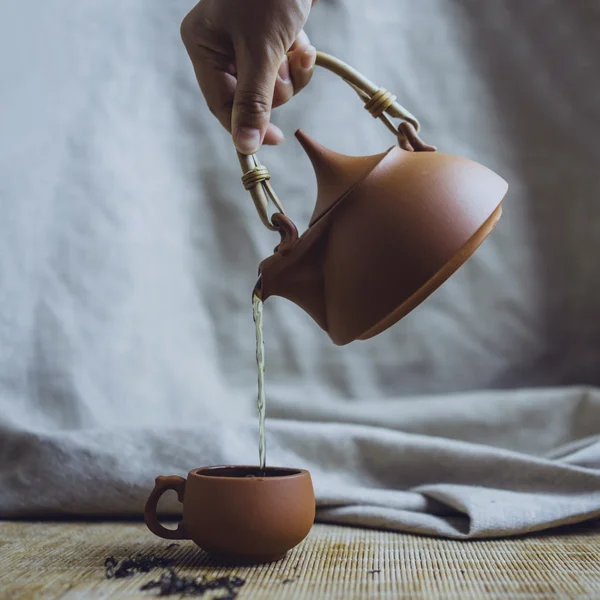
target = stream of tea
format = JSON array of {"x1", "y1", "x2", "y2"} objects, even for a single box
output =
[{"x1": 252, "y1": 293, "x2": 267, "y2": 470}]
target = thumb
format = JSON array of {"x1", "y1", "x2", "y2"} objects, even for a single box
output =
[{"x1": 232, "y1": 46, "x2": 281, "y2": 155}]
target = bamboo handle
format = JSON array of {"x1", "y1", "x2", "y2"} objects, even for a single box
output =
[{"x1": 239, "y1": 50, "x2": 420, "y2": 231}]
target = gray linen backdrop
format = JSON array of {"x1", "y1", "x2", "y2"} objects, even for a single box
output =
[{"x1": 1, "y1": 0, "x2": 599, "y2": 538}]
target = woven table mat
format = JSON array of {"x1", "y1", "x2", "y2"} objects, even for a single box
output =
[{"x1": 1, "y1": 521, "x2": 599, "y2": 599}]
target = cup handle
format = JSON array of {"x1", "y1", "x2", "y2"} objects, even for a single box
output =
[{"x1": 144, "y1": 475, "x2": 190, "y2": 540}]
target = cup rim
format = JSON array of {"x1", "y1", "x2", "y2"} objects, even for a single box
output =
[{"x1": 189, "y1": 465, "x2": 309, "y2": 481}]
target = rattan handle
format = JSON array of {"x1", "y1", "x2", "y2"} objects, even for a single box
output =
[{"x1": 238, "y1": 50, "x2": 420, "y2": 231}]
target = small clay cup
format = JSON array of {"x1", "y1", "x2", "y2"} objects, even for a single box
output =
[{"x1": 144, "y1": 465, "x2": 315, "y2": 564}]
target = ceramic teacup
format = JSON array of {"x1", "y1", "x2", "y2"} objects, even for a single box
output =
[{"x1": 144, "y1": 465, "x2": 315, "y2": 564}]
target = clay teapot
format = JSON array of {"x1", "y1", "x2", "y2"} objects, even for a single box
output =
[{"x1": 239, "y1": 52, "x2": 508, "y2": 345}]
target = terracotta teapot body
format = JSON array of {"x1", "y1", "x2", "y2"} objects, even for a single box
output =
[{"x1": 256, "y1": 131, "x2": 507, "y2": 345}]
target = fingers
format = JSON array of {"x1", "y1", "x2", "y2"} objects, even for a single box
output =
[
  {"x1": 264, "y1": 123, "x2": 285, "y2": 145},
  {"x1": 272, "y1": 41, "x2": 316, "y2": 109},
  {"x1": 289, "y1": 44, "x2": 316, "y2": 96},
  {"x1": 232, "y1": 32, "x2": 316, "y2": 152},
  {"x1": 272, "y1": 55, "x2": 294, "y2": 110},
  {"x1": 289, "y1": 29, "x2": 311, "y2": 51},
  {"x1": 231, "y1": 44, "x2": 281, "y2": 155},
  {"x1": 191, "y1": 59, "x2": 237, "y2": 133},
  {"x1": 183, "y1": 31, "x2": 316, "y2": 154},
  {"x1": 181, "y1": 18, "x2": 238, "y2": 133}
]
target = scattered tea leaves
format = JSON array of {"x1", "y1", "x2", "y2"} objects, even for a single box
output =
[
  {"x1": 104, "y1": 550, "x2": 246, "y2": 597},
  {"x1": 140, "y1": 568, "x2": 246, "y2": 597},
  {"x1": 104, "y1": 553, "x2": 175, "y2": 579}
]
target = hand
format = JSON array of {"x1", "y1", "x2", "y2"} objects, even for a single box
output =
[{"x1": 181, "y1": 0, "x2": 318, "y2": 155}]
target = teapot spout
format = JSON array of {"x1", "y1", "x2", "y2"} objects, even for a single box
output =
[{"x1": 256, "y1": 240, "x2": 328, "y2": 333}]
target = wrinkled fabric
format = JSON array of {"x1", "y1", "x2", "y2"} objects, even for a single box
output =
[{"x1": 0, "y1": 0, "x2": 599, "y2": 537}]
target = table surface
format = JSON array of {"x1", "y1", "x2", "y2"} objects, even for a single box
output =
[{"x1": 1, "y1": 520, "x2": 599, "y2": 599}]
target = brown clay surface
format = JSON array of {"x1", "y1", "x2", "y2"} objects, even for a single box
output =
[
  {"x1": 259, "y1": 133, "x2": 508, "y2": 345},
  {"x1": 145, "y1": 466, "x2": 315, "y2": 564},
  {"x1": 359, "y1": 203, "x2": 503, "y2": 340}
]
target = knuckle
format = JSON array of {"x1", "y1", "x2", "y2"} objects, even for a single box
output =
[
  {"x1": 207, "y1": 96, "x2": 232, "y2": 121},
  {"x1": 180, "y1": 14, "x2": 195, "y2": 45},
  {"x1": 235, "y1": 91, "x2": 271, "y2": 118},
  {"x1": 180, "y1": 11, "x2": 209, "y2": 46}
]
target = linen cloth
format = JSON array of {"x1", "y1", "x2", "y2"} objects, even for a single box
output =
[{"x1": 1, "y1": 0, "x2": 599, "y2": 537}]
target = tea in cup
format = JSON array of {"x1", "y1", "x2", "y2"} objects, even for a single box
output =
[{"x1": 144, "y1": 465, "x2": 315, "y2": 564}]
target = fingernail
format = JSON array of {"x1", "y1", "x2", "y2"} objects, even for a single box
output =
[
  {"x1": 301, "y1": 46, "x2": 316, "y2": 70},
  {"x1": 234, "y1": 127, "x2": 261, "y2": 154},
  {"x1": 278, "y1": 57, "x2": 291, "y2": 83}
]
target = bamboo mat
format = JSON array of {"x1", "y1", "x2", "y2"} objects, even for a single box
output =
[{"x1": 1, "y1": 520, "x2": 599, "y2": 599}]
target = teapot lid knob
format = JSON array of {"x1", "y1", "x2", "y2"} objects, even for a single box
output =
[{"x1": 295, "y1": 129, "x2": 390, "y2": 226}]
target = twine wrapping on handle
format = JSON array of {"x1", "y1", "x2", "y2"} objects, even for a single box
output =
[
  {"x1": 239, "y1": 50, "x2": 422, "y2": 231},
  {"x1": 238, "y1": 153, "x2": 285, "y2": 231},
  {"x1": 364, "y1": 88, "x2": 397, "y2": 119}
]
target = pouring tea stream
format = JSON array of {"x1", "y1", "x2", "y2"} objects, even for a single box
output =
[
  {"x1": 144, "y1": 50, "x2": 507, "y2": 563},
  {"x1": 244, "y1": 50, "x2": 507, "y2": 467}
]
